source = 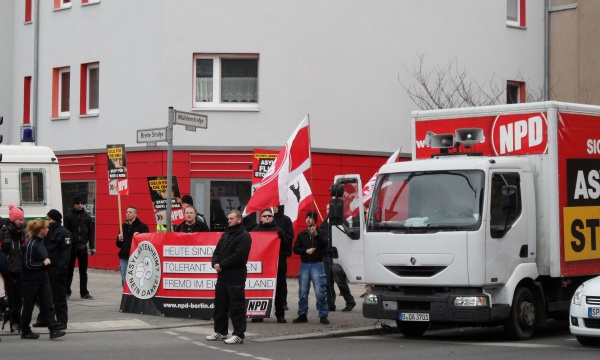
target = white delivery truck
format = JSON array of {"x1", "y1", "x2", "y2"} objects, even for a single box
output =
[
  {"x1": 329, "y1": 101, "x2": 600, "y2": 340},
  {"x1": 0, "y1": 144, "x2": 63, "y2": 221}
]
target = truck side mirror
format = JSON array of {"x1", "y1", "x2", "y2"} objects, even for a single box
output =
[
  {"x1": 329, "y1": 183, "x2": 344, "y2": 197},
  {"x1": 329, "y1": 198, "x2": 345, "y2": 225},
  {"x1": 502, "y1": 185, "x2": 517, "y2": 215}
]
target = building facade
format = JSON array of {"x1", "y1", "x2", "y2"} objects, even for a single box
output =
[{"x1": 0, "y1": 0, "x2": 546, "y2": 271}]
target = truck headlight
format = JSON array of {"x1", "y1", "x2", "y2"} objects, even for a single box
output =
[
  {"x1": 454, "y1": 296, "x2": 488, "y2": 307},
  {"x1": 364, "y1": 293, "x2": 378, "y2": 304},
  {"x1": 572, "y1": 286, "x2": 584, "y2": 306}
]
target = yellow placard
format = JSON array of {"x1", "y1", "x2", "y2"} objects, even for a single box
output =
[
  {"x1": 149, "y1": 179, "x2": 168, "y2": 191},
  {"x1": 563, "y1": 206, "x2": 600, "y2": 261},
  {"x1": 107, "y1": 147, "x2": 123, "y2": 159}
]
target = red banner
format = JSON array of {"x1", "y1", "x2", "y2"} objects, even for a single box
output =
[
  {"x1": 414, "y1": 112, "x2": 548, "y2": 159},
  {"x1": 120, "y1": 232, "x2": 280, "y2": 319}
]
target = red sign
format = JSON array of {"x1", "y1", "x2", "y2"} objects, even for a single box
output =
[
  {"x1": 414, "y1": 112, "x2": 548, "y2": 159},
  {"x1": 120, "y1": 232, "x2": 280, "y2": 319}
]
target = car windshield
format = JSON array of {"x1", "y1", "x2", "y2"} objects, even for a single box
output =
[{"x1": 367, "y1": 170, "x2": 484, "y2": 232}]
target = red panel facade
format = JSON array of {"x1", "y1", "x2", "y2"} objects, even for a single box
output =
[{"x1": 58, "y1": 150, "x2": 404, "y2": 274}]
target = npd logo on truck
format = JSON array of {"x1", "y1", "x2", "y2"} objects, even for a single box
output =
[{"x1": 491, "y1": 113, "x2": 548, "y2": 156}]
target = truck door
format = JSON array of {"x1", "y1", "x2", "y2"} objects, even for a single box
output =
[
  {"x1": 486, "y1": 171, "x2": 529, "y2": 285},
  {"x1": 330, "y1": 175, "x2": 366, "y2": 284}
]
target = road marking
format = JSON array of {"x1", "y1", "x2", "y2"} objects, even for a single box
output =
[
  {"x1": 168, "y1": 330, "x2": 272, "y2": 359},
  {"x1": 349, "y1": 335, "x2": 569, "y2": 349}
]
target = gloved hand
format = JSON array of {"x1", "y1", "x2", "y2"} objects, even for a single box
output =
[{"x1": 90, "y1": 249, "x2": 96, "y2": 256}]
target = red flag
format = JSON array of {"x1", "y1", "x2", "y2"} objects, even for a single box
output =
[
  {"x1": 285, "y1": 173, "x2": 313, "y2": 226},
  {"x1": 245, "y1": 117, "x2": 311, "y2": 214},
  {"x1": 360, "y1": 148, "x2": 401, "y2": 206}
]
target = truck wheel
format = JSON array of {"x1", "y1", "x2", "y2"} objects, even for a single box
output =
[
  {"x1": 504, "y1": 287, "x2": 536, "y2": 340},
  {"x1": 576, "y1": 335, "x2": 598, "y2": 346},
  {"x1": 396, "y1": 321, "x2": 428, "y2": 338}
]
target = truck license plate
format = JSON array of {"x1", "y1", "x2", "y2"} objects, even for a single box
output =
[
  {"x1": 399, "y1": 312, "x2": 429, "y2": 321},
  {"x1": 588, "y1": 307, "x2": 600, "y2": 317}
]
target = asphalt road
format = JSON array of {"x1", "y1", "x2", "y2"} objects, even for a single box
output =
[{"x1": 1, "y1": 320, "x2": 599, "y2": 360}]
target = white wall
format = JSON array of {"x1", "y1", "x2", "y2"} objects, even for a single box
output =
[
  {"x1": 0, "y1": 1, "x2": 15, "y2": 143},
  {"x1": 7, "y1": 0, "x2": 545, "y2": 155}
]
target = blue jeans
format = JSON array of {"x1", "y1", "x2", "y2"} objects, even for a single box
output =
[
  {"x1": 119, "y1": 259, "x2": 128, "y2": 287},
  {"x1": 297, "y1": 262, "x2": 328, "y2": 318}
]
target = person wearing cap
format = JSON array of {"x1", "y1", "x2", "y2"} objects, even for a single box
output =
[
  {"x1": 1, "y1": 204, "x2": 26, "y2": 332},
  {"x1": 292, "y1": 210, "x2": 329, "y2": 325},
  {"x1": 33, "y1": 209, "x2": 71, "y2": 329},
  {"x1": 64, "y1": 197, "x2": 95, "y2": 300}
]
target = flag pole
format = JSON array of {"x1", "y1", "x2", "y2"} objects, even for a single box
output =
[
  {"x1": 312, "y1": 198, "x2": 324, "y2": 221},
  {"x1": 307, "y1": 114, "x2": 317, "y2": 219}
]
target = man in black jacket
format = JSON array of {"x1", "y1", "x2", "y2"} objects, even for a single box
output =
[
  {"x1": 116, "y1": 206, "x2": 150, "y2": 286},
  {"x1": 273, "y1": 205, "x2": 293, "y2": 309},
  {"x1": 64, "y1": 196, "x2": 95, "y2": 300},
  {"x1": 175, "y1": 206, "x2": 209, "y2": 233},
  {"x1": 34, "y1": 209, "x2": 71, "y2": 328},
  {"x1": 206, "y1": 210, "x2": 252, "y2": 345},
  {"x1": 292, "y1": 211, "x2": 329, "y2": 324}
]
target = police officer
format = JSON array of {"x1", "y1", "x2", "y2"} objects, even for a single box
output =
[{"x1": 33, "y1": 209, "x2": 71, "y2": 329}]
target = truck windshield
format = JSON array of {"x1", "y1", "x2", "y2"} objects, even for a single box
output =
[{"x1": 368, "y1": 170, "x2": 484, "y2": 232}]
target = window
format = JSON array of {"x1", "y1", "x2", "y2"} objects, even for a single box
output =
[
  {"x1": 82, "y1": 0, "x2": 100, "y2": 5},
  {"x1": 52, "y1": 67, "x2": 70, "y2": 118},
  {"x1": 194, "y1": 54, "x2": 259, "y2": 110},
  {"x1": 507, "y1": 81, "x2": 526, "y2": 104},
  {"x1": 507, "y1": 0, "x2": 526, "y2": 28},
  {"x1": 61, "y1": 181, "x2": 96, "y2": 220},
  {"x1": 490, "y1": 172, "x2": 521, "y2": 238},
  {"x1": 54, "y1": 0, "x2": 72, "y2": 10},
  {"x1": 23, "y1": 76, "x2": 32, "y2": 124},
  {"x1": 20, "y1": 169, "x2": 46, "y2": 204},
  {"x1": 25, "y1": 0, "x2": 32, "y2": 22},
  {"x1": 80, "y1": 62, "x2": 99, "y2": 115}
]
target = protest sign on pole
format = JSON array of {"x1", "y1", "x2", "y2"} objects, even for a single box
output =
[
  {"x1": 107, "y1": 144, "x2": 128, "y2": 235},
  {"x1": 147, "y1": 176, "x2": 184, "y2": 231}
]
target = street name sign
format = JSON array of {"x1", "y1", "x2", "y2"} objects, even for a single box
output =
[
  {"x1": 174, "y1": 110, "x2": 208, "y2": 129},
  {"x1": 137, "y1": 127, "x2": 167, "y2": 143}
]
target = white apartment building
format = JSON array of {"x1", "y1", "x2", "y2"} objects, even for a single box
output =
[{"x1": 0, "y1": 0, "x2": 544, "y2": 270}]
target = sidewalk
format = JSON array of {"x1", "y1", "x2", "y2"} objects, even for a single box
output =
[{"x1": 1, "y1": 270, "x2": 382, "y2": 342}]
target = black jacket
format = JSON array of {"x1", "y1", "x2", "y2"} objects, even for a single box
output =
[
  {"x1": 274, "y1": 206, "x2": 294, "y2": 257},
  {"x1": 43, "y1": 222, "x2": 72, "y2": 272},
  {"x1": 1, "y1": 221, "x2": 26, "y2": 273},
  {"x1": 211, "y1": 223, "x2": 252, "y2": 284},
  {"x1": 116, "y1": 218, "x2": 150, "y2": 259},
  {"x1": 64, "y1": 208, "x2": 95, "y2": 250},
  {"x1": 175, "y1": 220, "x2": 209, "y2": 233},
  {"x1": 252, "y1": 221, "x2": 289, "y2": 258},
  {"x1": 293, "y1": 226, "x2": 327, "y2": 263},
  {"x1": 21, "y1": 235, "x2": 50, "y2": 284}
]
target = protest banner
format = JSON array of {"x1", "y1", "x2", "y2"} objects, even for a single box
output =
[{"x1": 119, "y1": 232, "x2": 280, "y2": 319}]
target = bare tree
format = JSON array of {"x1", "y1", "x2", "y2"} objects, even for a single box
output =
[{"x1": 399, "y1": 54, "x2": 545, "y2": 110}]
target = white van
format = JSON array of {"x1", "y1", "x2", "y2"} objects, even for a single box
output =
[{"x1": 0, "y1": 144, "x2": 63, "y2": 222}]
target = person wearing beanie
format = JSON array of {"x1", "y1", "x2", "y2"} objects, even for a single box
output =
[
  {"x1": 292, "y1": 210, "x2": 329, "y2": 325},
  {"x1": 181, "y1": 194, "x2": 207, "y2": 225},
  {"x1": 1, "y1": 204, "x2": 27, "y2": 333},
  {"x1": 33, "y1": 210, "x2": 71, "y2": 329},
  {"x1": 63, "y1": 197, "x2": 95, "y2": 300}
]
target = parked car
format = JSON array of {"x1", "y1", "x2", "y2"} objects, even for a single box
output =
[{"x1": 570, "y1": 275, "x2": 600, "y2": 346}]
